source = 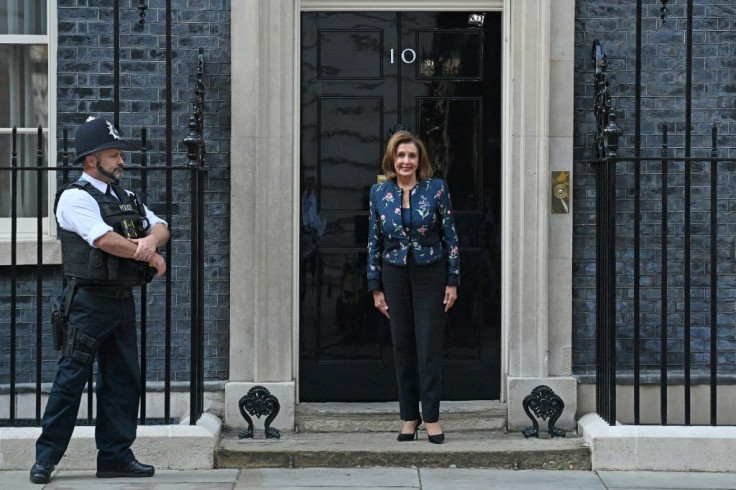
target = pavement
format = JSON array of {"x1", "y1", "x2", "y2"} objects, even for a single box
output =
[{"x1": 2, "y1": 467, "x2": 736, "y2": 489}]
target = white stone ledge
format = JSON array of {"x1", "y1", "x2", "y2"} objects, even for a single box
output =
[
  {"x1": 578, "y1": 412, "x2": 736, "y2": 472},
  {"x1": 0, "y1": 236, "x2": 62, "y2": 265},
  {"x1": 0, "y1": 413, "x2": 221, "y2": 470}
]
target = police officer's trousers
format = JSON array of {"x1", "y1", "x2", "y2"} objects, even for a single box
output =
[
  {"x1": 35, "y1": 288, "x2": 141, "y2": 469},
  {"x1": 382, "y1": 256, "x2": 447, "y2": 423}
]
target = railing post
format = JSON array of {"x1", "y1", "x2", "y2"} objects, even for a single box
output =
[
  {"x1": 184, "y1": 48, "x2": 206, "y2": 425},
  {"x1": 61, "y1": 127, "x2": 70, "y2": 184},
  {"x1": 10, "y1": 127, "x2": 18, "y2": 424},
  {"x1": 140, "y1": 126, "x2": 148, "y2": 424},
  {"x1": 592, "y1": 41, "x2": 622, "y2": 425},
  {"x1": 710, "y1": 123, "x2": 718, "y2": 425},
  {"x1": 164, "y1": 0, "x2": 174, "y2": 425},
  {"x1": 660, "y1": 124, "x2": 668, "y2": 426},
  {"x1": 35, "y1": 125, "x2": 44, "y2": 423}
]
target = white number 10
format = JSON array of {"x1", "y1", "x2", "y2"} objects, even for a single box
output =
[{"x1": 390, "y1": 48, "x2": 417, "y2": 64}]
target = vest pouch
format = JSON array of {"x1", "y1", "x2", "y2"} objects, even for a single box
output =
[
  {"x1": 107, "y1": 255, "x2": 120, "y2": 280},
  {"x1": 113, "y1": 257, "x2": 148, "y2": 285},
  {"x1": 137, "y1": 262, "x2": 156, "y2": 283},
  {"x1": 86, "y1": 248, "x2": 109, "y2": 281}
]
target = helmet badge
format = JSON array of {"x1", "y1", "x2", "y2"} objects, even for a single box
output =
[{"x1": 106, "y1": 121, "x2": 121, "y2": 140}]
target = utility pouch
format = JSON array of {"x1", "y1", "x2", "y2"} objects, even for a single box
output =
[
  {"x1": 50, "y1": 279, "x2": 76, "y2": 351},
  {"x1": 50, "y1": 302, "x2": 66, "y2": 351},
  {"x1": 107, "y1": 254, "x2": 120, "y2": 280},
  {"x1": 61, "y1": 326, "x2": 99, "y2": 365},
  {"x1": 86, "y1": 248, "x2": 108, "y2": 280}
]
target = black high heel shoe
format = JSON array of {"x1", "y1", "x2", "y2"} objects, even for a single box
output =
[
  {"x1": 427, "y1": 432, "x2": 445, "y2": 444},
  {"x1": 397, "y1": 417, "x2": 422, "y2": 441},
  {"x1": 425, "y1": 422, "x2": 445, "y2": 444}
]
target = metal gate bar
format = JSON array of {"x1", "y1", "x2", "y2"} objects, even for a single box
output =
[
  {"x1": 660, "y1": 126, "x2": 669, "y2": 425},
  {"x1": 633, "y1": 0, "x2": 643, "y2": 426}
]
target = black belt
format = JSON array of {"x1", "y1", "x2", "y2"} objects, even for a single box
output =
[{"x1": 78, "y1": 286, "x2": 133, "y2": 299}]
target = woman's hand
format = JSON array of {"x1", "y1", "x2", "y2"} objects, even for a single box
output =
[
  {"x1": 443, "y1": 285, "x2": 457, "y2": 312},
  {"x1": 373, "y1": 290, "x2": 390, "y2": 319}
]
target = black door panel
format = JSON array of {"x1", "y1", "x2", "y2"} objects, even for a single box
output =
[{"x1": 300, "y1": 11, "x2": 501, "y2": 401}]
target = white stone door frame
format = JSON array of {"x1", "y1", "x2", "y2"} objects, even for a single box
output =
[{"x1": 227, "y1": 0, "x2": 576, "y2": 431}]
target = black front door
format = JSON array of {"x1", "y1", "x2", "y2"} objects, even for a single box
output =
[{"x1": 299, "y1": 11, "x2": 501, "y2": 401}]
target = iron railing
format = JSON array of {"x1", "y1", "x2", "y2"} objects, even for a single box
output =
[
  {"x1": 0, "y1": 120, "x2": 206, "y2": 426},
  {"x1": 591, "y1": 37, "x2": 736, "y2": 426}
]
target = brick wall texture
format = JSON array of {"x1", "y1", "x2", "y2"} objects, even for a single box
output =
[
  {"x1": 574, "y1": 0, "x2": 736, "y2": 376},
  {"x1": 0, "y1": 0, "x2": 231, "y2": 385},
  {"x1": 4, "y1": 1, "x2": 735, "y2": 387}
]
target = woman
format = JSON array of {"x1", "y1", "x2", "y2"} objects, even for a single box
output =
[{"x1": 367, "y1": 131, "x2": 459, "y2": 444}]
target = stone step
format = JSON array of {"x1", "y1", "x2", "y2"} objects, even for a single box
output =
[
  {"x1": 295, "y1": 401, "x2": 508, "y2": 432},
  {"x1": 216, "y1": 429, "x2": 590, "y2": 470}
]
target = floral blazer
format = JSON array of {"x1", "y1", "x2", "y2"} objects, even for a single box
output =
[{"x1": 367, "y1": 178, "x2": 459, "y2": 292}]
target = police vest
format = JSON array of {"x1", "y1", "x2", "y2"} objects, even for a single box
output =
[{"x1": 55, "y1": 179, "x2": 153, "y2": 286}]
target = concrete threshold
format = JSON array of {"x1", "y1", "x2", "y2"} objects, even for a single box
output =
[
  {"x1": 216, "y1": 429, "x2": 591, "y2": 470},
  {"x1": 296, "y1": 400, "x2": 507, "y2": 432}
]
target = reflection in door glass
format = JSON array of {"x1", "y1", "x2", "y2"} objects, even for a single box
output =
[{"x1": 417, "y1": 31, "x2": 483, "y2": 79}]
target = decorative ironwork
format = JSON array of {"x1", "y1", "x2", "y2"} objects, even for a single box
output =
[
  {"x1": 238, "y1": 386, "x2": 281, "y2": 439},
  {"x1": 660, "y1": 0, "x2": 669, "y2": 24},
  {"x1": 183, "y1": 47, "x2": 207, "y2": 424},
  {"x1": 592, "y1": 40, "x2": 623, "y2": 159},
  {"x1": 522, "y1": 385, "x2": 566, "y2": 438},
  {"x1": 184, "y1": 48, "x2": 206, "y2": 167},
  {"x1": 138, "y1": 1, "x2": 148, "y2": 25}
]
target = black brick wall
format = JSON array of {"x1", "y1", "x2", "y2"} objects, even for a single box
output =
[
  {"x1": 574, "y1": 0, "x2": 736, "y2": 376},
  {"x1": 0, "y1": 0, "x2": 231, "y2": 385},
  {"x1": 12, "y1": 1, "x2": 733, "y2": 387}
]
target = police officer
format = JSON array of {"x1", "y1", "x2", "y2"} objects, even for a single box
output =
[{"x1": 30, "y1": 117, "x2": 170, "y2": 484}]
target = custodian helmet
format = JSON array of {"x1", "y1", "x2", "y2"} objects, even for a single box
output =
[{"x1": 73, "y1": 117, "x2": 128, "y2": 164}]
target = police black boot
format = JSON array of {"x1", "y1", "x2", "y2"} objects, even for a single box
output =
[
  {"x1": 96, "y1": 459, "x2": 155, "y2": 478},
  {"x1": 30, "y1": 461, "x2": 55, "y2": 484}
]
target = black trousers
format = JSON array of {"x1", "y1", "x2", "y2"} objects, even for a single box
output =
[
  {"x1": 382, "y1": 256, "x2": 447, "y2": 423},
  {"x1": 36, "y1": 288, "x2": 141, "y2": 469}
]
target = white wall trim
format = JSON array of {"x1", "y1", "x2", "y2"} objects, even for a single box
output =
[
  {"x1": 535, "y1": 0, "x2": 551, "y2": 379},
  {"x1": 500, "y1": 0, "x2": 511, "y2": 401},
  {"x1": 293, "y1": 0, "x2": 303, "y2": 402},
  {"x1": 0, "y1": 1, "x2": 58, "y2": 244}
]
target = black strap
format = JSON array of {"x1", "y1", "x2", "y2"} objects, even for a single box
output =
[
  {"x1": 61, "y1": 325, "x2": 99, "y2": 365},
  {"x1": 63, "y1": 278, "x2": 77, "y2": 317},
  {"x1": 108, "y1": 183, "x2": 127, "y2": 202}
]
